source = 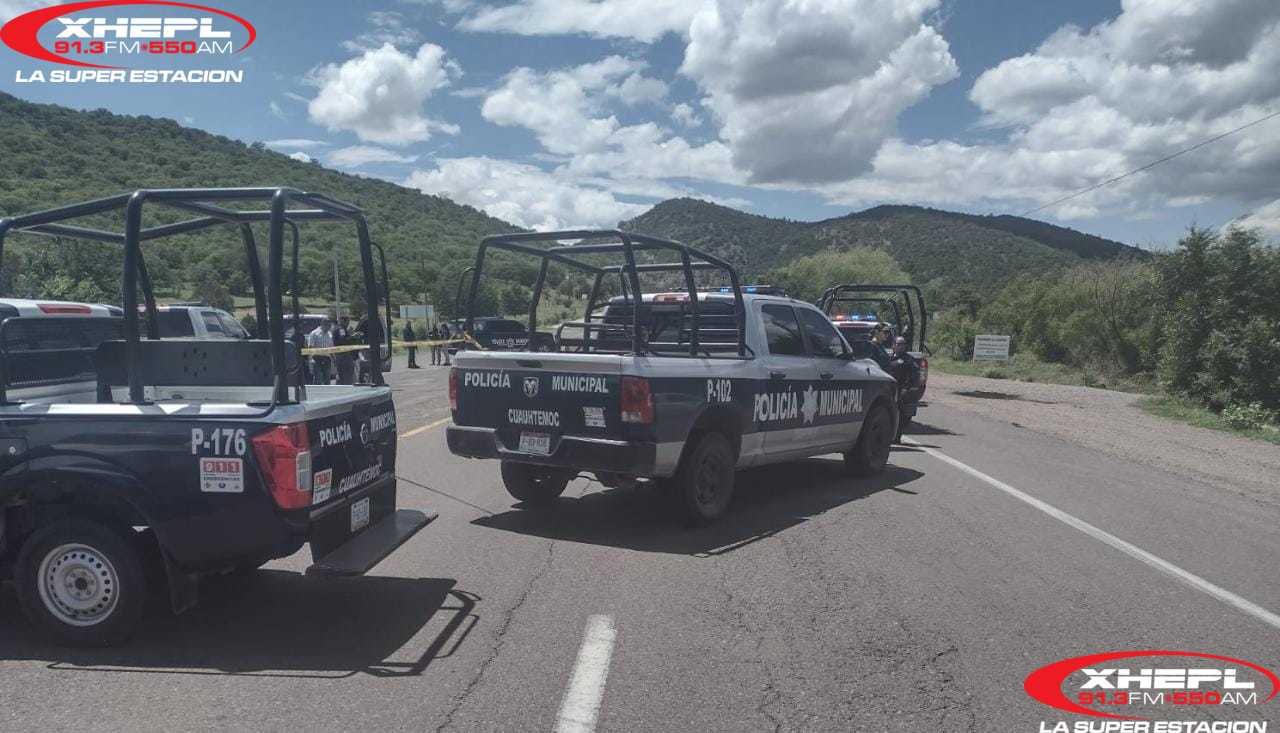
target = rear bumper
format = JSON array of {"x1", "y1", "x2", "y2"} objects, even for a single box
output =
[{"x1": 447, "y1": 425, "x2": 657, "y2": 477}]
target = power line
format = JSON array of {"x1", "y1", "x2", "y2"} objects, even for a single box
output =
[{"x1": 1020, "y1": 108, "x2": 1280, "y2": 217}]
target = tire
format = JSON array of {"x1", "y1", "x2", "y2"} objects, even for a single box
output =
[
  {"x1": 501, "y1": 461, "x2": 573, "y2": 505},
  {"x1": 670, "y1": 432, "x2": 736, "y2": 525},
  {"x1": 846, "y1": 401, "x2": 894, "y2": 477},
  {"x1": 15, "y1": 519, "x2": 149, "y2": 647}
]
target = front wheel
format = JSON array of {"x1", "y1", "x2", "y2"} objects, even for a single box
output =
[
  {"x1": 15, "y1": 519, "x2": 149, "y2": 647},
  {"x1": 501, "y1": 461, "x2": 573, "y2": 505},
  {"x1": 846, "y1": 402, "x2": 894, "y2": 477},
  {"x1": 669, "y1": 432, "x2": 737, "y2": 525}
]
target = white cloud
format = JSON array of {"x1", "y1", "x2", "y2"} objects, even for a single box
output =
[
  {"x1": 289, "y1": 152, "x2": 315, "y2": 163},
  {"x1": 405, "y1": 157, "x2": 648, "y2": 229},
  {"x1": 308, "y1": 43, "x2": 461, "y2": 146},
  {"x1": 0, "y1": 0, "x2": 41, "y2": 22},
  {"x1": 328, "y1": 145, "x2": 420, "y2": 167},
  {"x1": 264, "y1": 138, "x2": 329, "y2": 150},
  {"x1": 827, "y1": 0, "x2": 1280, "y2": 219},
  {"x1": 481, "y1": 56, "x2": 733, "y2": 182},
  {"x1": 342, "y1": 11, "x2": 423, "y2": 52},
  {"x1": 459, "y1": 0, "x2": 701, "y2": 42},
  {"x1": 671, "y1": 102, "x2": 702, "y2": 128},
  {"x1": 268, "y1": 100, "x2": 287, "y2": 120},
  {"x1": 1232, "y1": 199, "x2": 1280, "y2": 241},
  {"x1": 681, "y1": 0, "x2": 957, "y2": 184}
]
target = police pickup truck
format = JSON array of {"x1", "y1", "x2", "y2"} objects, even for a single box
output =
[
  {"x1": 447, "y1": 230, "x2": 899, "y2": 524},
  {"x1": 0, "y1": 188, "x2": 431, "y2": 646}
]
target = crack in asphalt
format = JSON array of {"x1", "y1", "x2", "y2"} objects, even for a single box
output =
[{"x1": 434, "y1": 540, "x2": 557, "y2": 733}]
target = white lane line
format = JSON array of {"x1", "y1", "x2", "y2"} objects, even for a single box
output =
[
  {"x1": 555, "y1": 615, "x2": 618, "y2": 733},
  {"x1": 398, "y1": 416, "x2": 449, "y2": 440},
  {"x1": 904, "y1": 437, "x2": 1280, "y2": 631}
]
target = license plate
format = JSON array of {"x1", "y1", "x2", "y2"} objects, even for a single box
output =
[
  {"x1": 518, "y1": 431, "x2": 551, "y2": 455},
  {"x1": 350, "y1": 497, "x2": 371, "y2": 533}
]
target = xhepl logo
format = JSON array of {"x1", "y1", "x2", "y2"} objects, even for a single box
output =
[
  {"x1": 3, "y1": 0, "x2": 253, "y2": 84},
  {"x1": 1025, "y1": 651, "x2": 1278, "y2": 723}
]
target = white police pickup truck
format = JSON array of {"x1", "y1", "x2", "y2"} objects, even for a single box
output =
[{"x1": 446, "y1": 231, "x2": 899, "y2": 524}]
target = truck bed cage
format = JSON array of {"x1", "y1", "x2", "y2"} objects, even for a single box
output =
[
  {"x1": 817, "y1": 283, "x2": 928, "y2": 353},
  {"x1": 464, "y1": 230, "x2": 748, "y2": 358},
  {"x1": 0, "y1": 187, "x2": 393, "y2": 406}
]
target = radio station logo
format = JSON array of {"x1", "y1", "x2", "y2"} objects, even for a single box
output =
[
  {"x1": 3, "y1": 0, "x2": 255, "y2": 84},
  {"x1": 1026, "y1": 650, "x2": 1277, "y2": 732}
]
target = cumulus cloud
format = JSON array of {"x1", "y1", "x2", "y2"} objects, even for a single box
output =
[
  {"x1": 681, "y1": 0, "x2": 957, "y2": 184},
  {"x1": 1232, "y1": 199, "x2": 1280, "y2": 241},
  {"x1": 328, "y1": 145, "x2": 420, "y2": 167},
  {"x1": 405, "y1": 157, "x2": 648, "y2": 229},
  {"x1": 481, "y1": 56, "x2": 734, "y2": 183},
  {"x1": 671, "y1": 102, "x2": 702, "y2": 128},
  {"x1": 459, "y1": 0, "x2": 701, "y2": 42},
  {"x1": 832, "y1": 0, "x2": 1280, "y2": 219},
  {"x1": 288, "y1": 152, "x2": 314, "y2": 163},
  {"x1": 264, "y1": 138, "x2": 328, "y2": 150},
  {"x1": 308, "y1": 43, "x2": 460, "y2": 146}
]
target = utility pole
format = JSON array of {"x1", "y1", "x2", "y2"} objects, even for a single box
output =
[{"x1": 332, "y1": 248, "x2": 341, "y2": 319}]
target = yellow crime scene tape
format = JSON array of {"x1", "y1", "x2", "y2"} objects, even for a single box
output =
[{"x1": 301, "y1": 335, "x2": 482, "y2": 356}]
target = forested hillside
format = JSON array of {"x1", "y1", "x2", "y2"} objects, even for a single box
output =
[
  {"x1": 620, "y1": 198, "x2": 1146, "y2": 300},
  {"x1": 0, "y1": 93, "x2": 518, "y2": 315}
]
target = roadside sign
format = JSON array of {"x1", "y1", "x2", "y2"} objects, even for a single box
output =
[
  {"x1": 400, "y1": 304, "x2": 433, "y2": 320},
  {"x1": 973, "y1": 334, "x2": 1011, "y2": 361}
]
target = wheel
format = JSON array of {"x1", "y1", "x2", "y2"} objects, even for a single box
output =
[
  {"x1": 15, "y1": 519, "x2": 149, "y2": 647},
  {"x1": 846, "y1": 402, "x2": 894, "y2": 477},
  {"x1": 500, "y1": 461, "x2": 573, "y2": 505},
  {"x1": 895, "y1": 413, "x2": 911, "y2": 444},
  {"x1": 670, "y1": 432, "x2": 736, "y2": 525}
]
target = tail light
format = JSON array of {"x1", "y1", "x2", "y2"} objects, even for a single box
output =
[
  {"x1": 38, "y1": 303, "x2": 91, "y2": 315},
  {"x1": 251, "y1": 423, "x2": 312, "y2": 509},
  {"x1": 919, "y1": 357, "x2": 929, "y2": 384},
  {"x1": 620, "y1": 376, "x2": 653, "y2": 424},
  {"x1": 448, "y1": 367, "x2": 459, "y2": 411}
]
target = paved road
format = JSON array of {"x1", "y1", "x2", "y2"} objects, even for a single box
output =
[{"x1": 3, "y1": 363, "x2": 1279, "y2": 731}]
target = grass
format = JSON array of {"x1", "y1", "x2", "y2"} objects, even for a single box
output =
[
  {"x1": 929, "y1": 353, "x2": 1156, "y2": 393},
  {"x1": 1139, "y1": 395, "x2": 1280, "y2": 446}
]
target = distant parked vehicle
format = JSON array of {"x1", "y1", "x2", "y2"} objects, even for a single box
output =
[{"x1": 150, "y1": 304, "x2": 250, "y2": 340}]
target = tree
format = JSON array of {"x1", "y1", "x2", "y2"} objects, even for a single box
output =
[{"x1": 769, "y1": 248, "x2": 910, "y2": 302}]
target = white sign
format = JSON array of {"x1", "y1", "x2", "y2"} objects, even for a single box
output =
[
  {"x1": 400, "y1": 304, "x2": 434, "y2": 320},
  {"x1": 973, "y1": 334, "x2": 1011, "y2": 361}
]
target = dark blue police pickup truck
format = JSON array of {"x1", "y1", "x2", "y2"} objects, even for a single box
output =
[
  {"x1": 447, "y1": 230, "x2": 899, "y2": 524},
  {"x1": 0, "y1": 188, "x2": 431, "y2": 646}
]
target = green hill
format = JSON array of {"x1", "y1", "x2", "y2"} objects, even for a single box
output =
[
  {"x1": 620, "y1": 198, "x2": 1147, "y2": 298},
  {"x1": 0, "y1": 93, "x2": 518, "y2": 315}
]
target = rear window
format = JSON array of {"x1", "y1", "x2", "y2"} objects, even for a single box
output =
[
  {"x1": 2, "y1": 316, "x2": 123, "y2": 387},
  {"x1": 478, "y1": 320, "x2": 525, "y2": 334},
  {"x1": 155, "y1": 310, "x2": 195, "y2": 337},
  {"x1": 600, "y1": 299, "x2": 739, "y2": 352}
]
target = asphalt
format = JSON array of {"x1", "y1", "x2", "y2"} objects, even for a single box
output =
[{"x1": 2, "y1": 360, "x2": 1278, "y2": 732}]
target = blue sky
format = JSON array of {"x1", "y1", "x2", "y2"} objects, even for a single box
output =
[{"x1": 2, "y1": 0, "x2": 1278, "y2": 248}]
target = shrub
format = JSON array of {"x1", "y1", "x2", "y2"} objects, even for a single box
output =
[{"x1": 1222, "y1": 402, "x2": 1278, "y2": 431}]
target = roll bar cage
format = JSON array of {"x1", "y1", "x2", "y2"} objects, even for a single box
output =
[
  {"x1": 463, "y1": 230, "x2": 748, "y2": 357},
  {"x1": 817, "y1": 284, "x2": 928, "y2": 352},
  {"x1": 0, "y1": 187, "x2": 391, "y2": 406}
]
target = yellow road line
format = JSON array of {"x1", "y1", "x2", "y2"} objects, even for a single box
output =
[{"x1": 399, "y1": 416, "x2": 450, "y2": 439}]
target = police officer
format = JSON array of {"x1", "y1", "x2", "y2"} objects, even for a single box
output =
[
  {"x1": 404, "y1": 320, "x2": 420, "y2": 369},
  {"x1": 333, "y1": 315, "x2": 356, "y2": 384},
  {"x1": 429, "y1": 323, "x2": 442, "y2": 365}
]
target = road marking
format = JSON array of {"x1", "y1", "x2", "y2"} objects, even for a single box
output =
[
  {"x1": 555, "y1": 614, "x2": 617, "y2": 733},
  {"x1": 905, "y1": 438, "x2": 1280, "y2": 631},
  {"x1": 399, "y1": 417, "x2": 449, "y2": 440}
]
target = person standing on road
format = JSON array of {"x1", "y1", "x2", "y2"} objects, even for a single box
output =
[
  {"x1": 333, "y1": 315, "x2": 356, "y2": 384},
  {"x1": 429, "y1": 323, "x2": 442, "y2": 365},
  {"x1": 306, "y1": 320, "x2": 334, "y2": 384},
  {"x1": 404, "y1": 320, "x2": 420, "y2": 369}
]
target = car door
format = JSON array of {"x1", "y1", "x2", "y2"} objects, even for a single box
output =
[
  {"x1": 795, "y1": 304, "x2": 866, "y2": 450},
  {"x1": 756, "y1": 302, "x2": 818, "y2": 457}
]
